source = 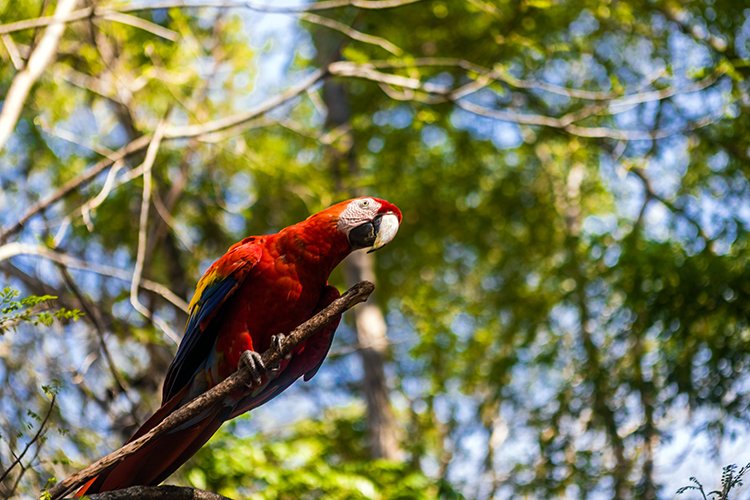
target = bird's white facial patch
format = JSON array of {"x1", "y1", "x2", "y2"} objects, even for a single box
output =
[{"x1": 337, "y1": 198, "x2": 381, "y2": 233}]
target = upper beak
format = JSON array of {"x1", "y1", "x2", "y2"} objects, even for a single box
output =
[
  {"x1": 347, "y1": 213, "x2": 400, "y2": 252},
  {"x1": 368, "y1": 213, "x2": 400, "y2": 253}
]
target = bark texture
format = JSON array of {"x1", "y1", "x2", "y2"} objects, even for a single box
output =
[{"x1": 344, "y1": 251, "x2": 401, "y2": 459}]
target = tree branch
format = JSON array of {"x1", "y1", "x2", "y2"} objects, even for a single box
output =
[
  {"x1": 0, "y1": 0, "x2": 423, "y2": 36},
  {"x1": 0, "y1": 395, "x2": 55, "y2": 485},
  {"x1": 1, "y1": 55, "x2": 723, "y2": 245},
  {"x1": 0, "y1": 0, "x2": 78, "y2": 152},
  {"x1": 0, "y1": 68, "x2": 326, "y2": 244},
  {"x1": 47, "y1": 280, "x2": 375, "y2": 499},
  {"x1": 0, "y1": 242, "x2": 189, "y2": 313},
  {"x1": 301, "y1": 13, "x2": 403, "y2": 56},
  {"x1": 326, "y1": 60, "x2": 726, "y2": 140},
  {"x1": 87, "y1": 484, "x2": 230, "y2": 499},
  {"x1": 129, "y1": 119, "x2": 180, "y2": 344}
]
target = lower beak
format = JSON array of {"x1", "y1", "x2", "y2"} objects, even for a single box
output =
[{"x1": 368, "y1": 213, "x2": 400, "y2": 253}]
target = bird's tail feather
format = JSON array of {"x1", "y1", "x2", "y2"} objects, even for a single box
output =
[{"x1": 76, "y1": 386, "x2": 228, "y2": 496}]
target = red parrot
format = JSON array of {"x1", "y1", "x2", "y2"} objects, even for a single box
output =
[{"x1": 77, "y1": 197, "x2": 402, "y2": 495}]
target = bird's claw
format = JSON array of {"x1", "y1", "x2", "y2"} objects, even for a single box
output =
[
  {"x1": 239, "y1": 350, "x2": 265, "y2": 387},
  {"x1": 268, "y1": 334, "x2": 286, "y2": 372}
]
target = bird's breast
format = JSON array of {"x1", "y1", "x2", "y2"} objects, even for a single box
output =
[{"x1": 210, "y1": 258, "x2": 325, "y2": 379}]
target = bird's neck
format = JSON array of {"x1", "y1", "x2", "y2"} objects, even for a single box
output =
[{"x1": 273, "y1": 215, "x2": 351, "y2": 280}]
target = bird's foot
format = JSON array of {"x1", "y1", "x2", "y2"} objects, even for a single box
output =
[
  {"x1": 268, "y1": 334, "x2": 287, "y2": 372},
  {"x1": 239, "y1": 350, "x2": 265, "y2": 387}
]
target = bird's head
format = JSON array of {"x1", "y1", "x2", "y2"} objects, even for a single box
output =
[{"x1": 332, "y1": 197, "x2": 402, "y2": 253}]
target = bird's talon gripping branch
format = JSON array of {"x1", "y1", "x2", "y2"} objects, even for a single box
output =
[
  {"x1": 269, "y1": 334, "x2": 286, "y2": 371},
  {"x1": 239, "y1": 350, "x2": 265, "y2": 387}
]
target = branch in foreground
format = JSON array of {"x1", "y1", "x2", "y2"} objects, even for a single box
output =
[
  {"x1": 88, "y1": 484, "x2": 230, "y2": 499},
  {"x1": 46, "y1": 280, "x2": 375, "y2": 499}
]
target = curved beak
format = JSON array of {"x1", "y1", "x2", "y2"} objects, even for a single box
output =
[
  {"x1": 368, "y1": 213, "x2": 400, "y2": 252},
  {"x1": 348, "y1": 213, "x2": 400, "y2": 252}
]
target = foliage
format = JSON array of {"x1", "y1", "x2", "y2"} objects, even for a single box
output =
[
  {"x1": 0, "y1": 0, "x2": 748, "y2": 498},
  {"x1": 0, "y1": 287, "x2": 81, "y2": 334},
  {"x1": 185, "y1": 407, "x2": 454, "y2": 500},
  {"x1": 677, "y1": 463, "x2": 750, "y2": 500}
]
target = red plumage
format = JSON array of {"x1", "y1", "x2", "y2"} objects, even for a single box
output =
[{"x1": 76, "y1": 197, "x2": 401, "y2": 495}]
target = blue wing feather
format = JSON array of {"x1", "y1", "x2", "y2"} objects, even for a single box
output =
[
  {"x1": 162, "y1": 278, "x2": 239, "y2": 402},
  {"x1": 162, "y1": 241, "x2": 262, "y2": 403}
]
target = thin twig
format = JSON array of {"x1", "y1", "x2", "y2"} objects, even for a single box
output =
[
  {"x1": 128, "y1": 119, "x2": 180, "y2": 343},
  {"x1": 0, "y1": 242, "x2": 189, "y2": 313},
  {"x1": 0, "y1": 134, "x2": 151, "y2": 244},
  {"x1": 0, "y1": 0, "x2": 423, "y2": 35},
  {"x1": 0, "y1": 68, "x2": 326, "y2": 243},
  {"x1": 164, "y1": 68, "x2": 326, "y2": 138},
  {"x1": 47, "y1": 280, "x2": 375, "y2": 499},
  {"x1": 36, "y1": 116, "x2": 118, "y2": 159},
  {"x1": 99, "y1": 11, "x2": 179, "y2": 41},
  {"x1": 57, "y1": 266, "x2": 135, "y2": 407},
  {"x1": 151, "y1": 191, "x2": 193, "y2": 251},
  {"x1": 301, "y1": 13, "x2": 402, "y2": 56},
  {"x1": 629, "y1": 166, "x2": 711, "y2": 242},
  {"x1": 0, "y1": 395, "x2": 56, "y2": 485},
  {"x1": 0, "y1": 33, "x2": 23, "y2": 69}
]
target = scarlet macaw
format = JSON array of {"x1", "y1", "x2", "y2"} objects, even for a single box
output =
[{"x1": 77, "y1": 197, "x2": 402, "y2": 494}]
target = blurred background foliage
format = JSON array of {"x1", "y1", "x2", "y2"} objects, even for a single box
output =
[{"x1": 0, "y1": 0, "x2": 749, "y2": 498}]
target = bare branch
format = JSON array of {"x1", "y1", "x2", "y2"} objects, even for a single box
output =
[
  {"x1": 301, "y1": 13, "x2": 403, "y2": 56},
  {"x1": 326, "y1": 61, "x2": 725, "y2": 140},
  {"x1": 0, "y1": 0, "x2": 423, "y2": 36},
  {"x1": 0, "y1": 0, "x2": 78, "y2": 152},
  {"x1": 0, "y1": 68, "x2": 325, "y2": 243},
  {"x1": 629, "y1": 166, "x2": 711, "y2": 242},
  {"x1": 36, "y1": 116, "x2": 118, "y2": 158},
  {"x1": 0, "y1": 34, "x2": 23, "y2": 70},
  {"x1": 329, "y1": 61, "x2": 446, "y2": 93},
  {"x1": 129, "y1": 120, "x2": 180, "y2": 344},
  {"x1": 361, "y1": 57, "x2": 722, "y2": 105},
  {"x1": 152, "y1": 191, "x2": 194, "y2": 251},
  {"x1": 164, "y1": 67, "x2": 326, "y2": 139},
  {"x1": 57, "y1": 266, "x2": 135, "y2": 407},
  {"x1": 0, "y1": 242, "x2": 189, "y2": 313},
  {"x1": 0, "y1": 134, "x2": 151, "y2": 243},
  {"x1": 99, "y1": 11, "x2": 179, "y2": 41},
  {"x1": 0, "y1": 395, "x2": 55, "y2": 485},
  {"x1": 47, "y1": 281, "x2": 375, "y2": 499}
]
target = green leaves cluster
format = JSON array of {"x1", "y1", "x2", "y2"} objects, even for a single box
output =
[
  {"x1": 1, "y1": 0, "x2": 749, "y2": 497},
  {"x1": 0, "y1": 288, "x2": 81, "y2": 335},
  {"x1": 677, "y1": 463, "x2": 750, "y2": 499},
  {"x1": 185, "y1": 407, "x2": 447, "y2": 500}
]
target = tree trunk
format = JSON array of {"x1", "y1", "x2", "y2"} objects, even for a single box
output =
[
  {"x1": 313, "y1": 34, "x2": 401, "y2": 459},
  {"x1": 344, "y1": 251, "x2": 401, "y2": 459}
]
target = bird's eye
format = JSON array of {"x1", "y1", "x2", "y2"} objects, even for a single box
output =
[{"x1": 360, "y1": 199, "x2": 370, "y2": 208}]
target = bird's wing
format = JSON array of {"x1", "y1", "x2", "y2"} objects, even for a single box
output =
[{"x1": 162, "y1": 238, "x2": 262, "y2": 402}]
